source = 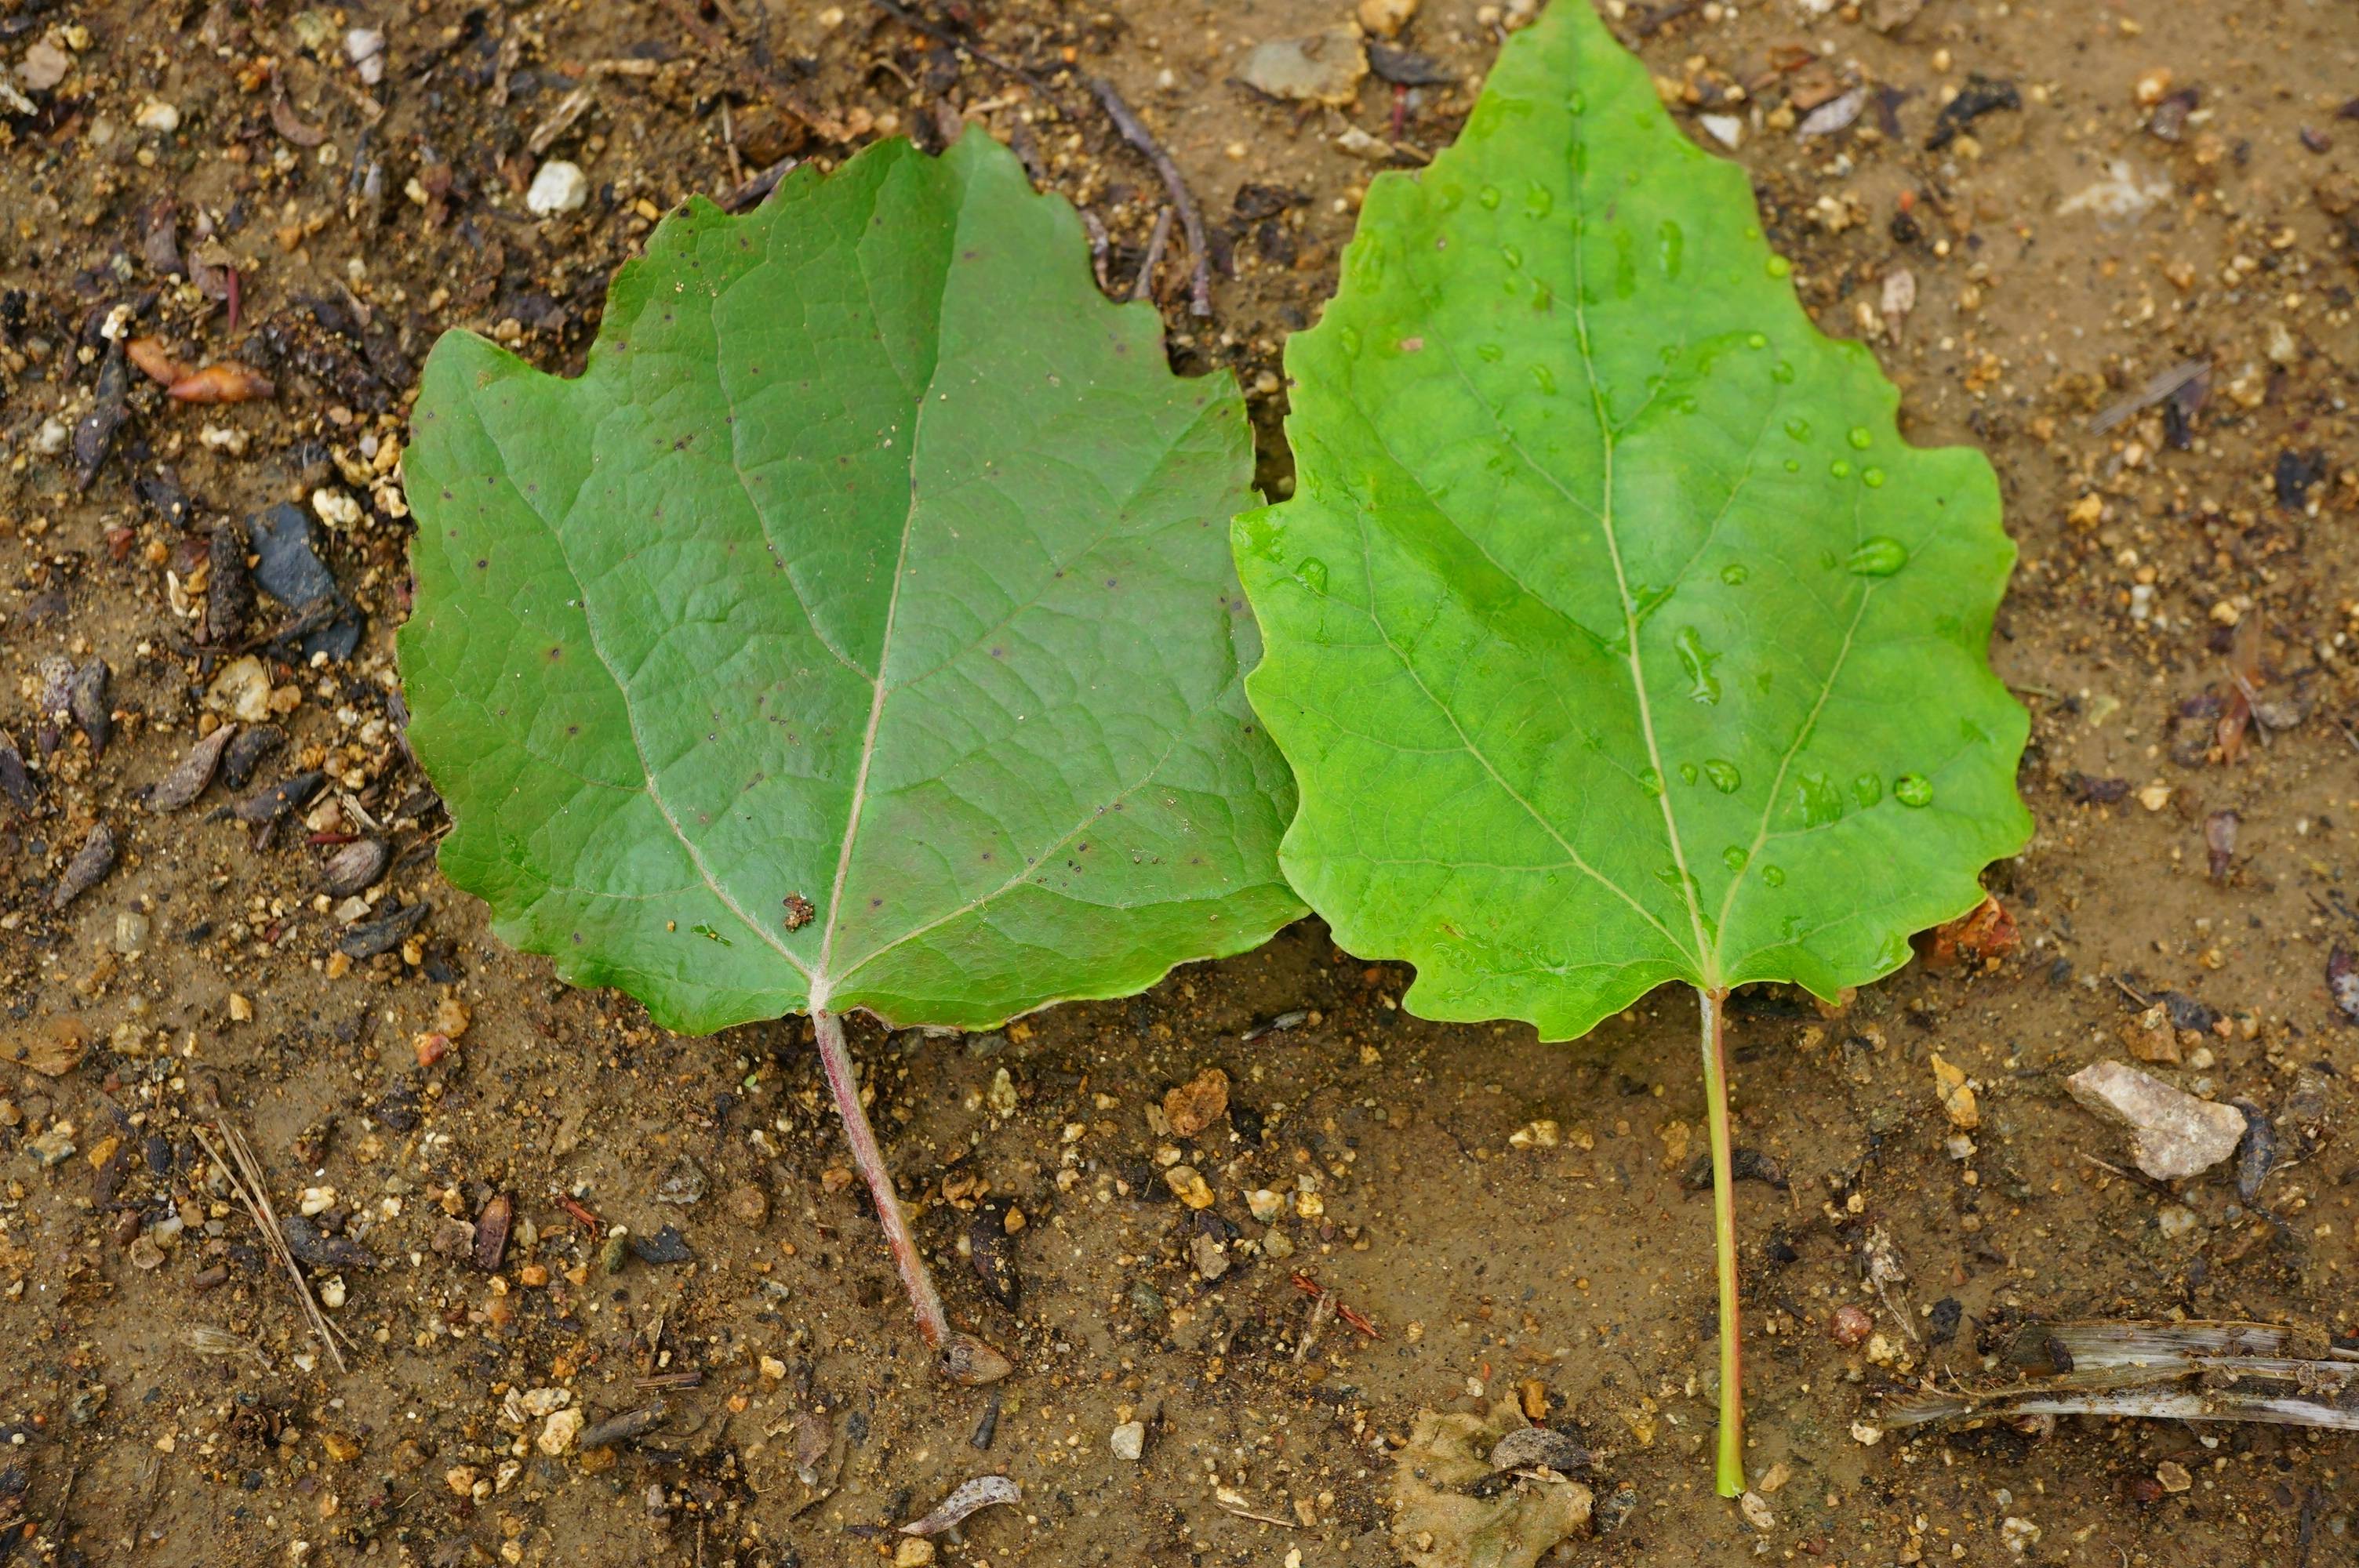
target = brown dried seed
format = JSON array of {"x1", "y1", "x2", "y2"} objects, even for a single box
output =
[
  {"x1": 66, "y1": 658, "x2": 111, "y2": 757},
  {"x1": 51, "y1": 822, "x2": 118, "y2": 910},
  {"x1": 167, "y1": 361, "x2": 277, "y2": 404},
  {"x1": 474, "y1": 1193, "x2": 513, "y2": 1272},
  {"x1": 322, "y1": 837, "x2": 390, "y2": 895},
  {"x1": 151, "y1": 724, "x2": 237, "y2": 812},
  {"x1": 125, "y1": 336, "x2": 193, "y2": 386}
]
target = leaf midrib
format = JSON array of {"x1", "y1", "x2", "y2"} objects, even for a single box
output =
[
  {"x1": 1556, "y1": 39, "x2": 1717, "y2": 989},
  {"x1": 807, "y1": 165, "x2": 965, "y2": 1014}
]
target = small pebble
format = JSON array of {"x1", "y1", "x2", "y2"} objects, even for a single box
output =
[
  {"x1": 526, "y1": 160, "x2": 591, "y2": 216},
  {"x1": 539, "y1": 1407, "x2": 584, "y2": 1456},
  {"x1": 1110, "y1": 1420, "x2": 1146, "y2": 1461}
]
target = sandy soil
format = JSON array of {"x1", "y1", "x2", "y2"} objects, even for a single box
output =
[{"x1": 2, "y1": 0, "x2": 2356, "y2": 1564}]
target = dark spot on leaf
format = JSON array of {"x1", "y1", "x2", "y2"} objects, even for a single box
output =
[
  {"x1": 474, "y1": 558, "x2": 489, "y2": 570},
  {"x1": 547, "y1": 646, "x2": 562, "y2": 660},
  {"x1": 870, "y1": 897, "x2": 883, "y2": 909}
]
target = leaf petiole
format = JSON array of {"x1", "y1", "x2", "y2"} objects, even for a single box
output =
[
  {"x1": 812, "y1": 1009, "x2": 1012, "y2": 1385},
  {"x1": 1697, "y1": 984, "x2": 1745, "y2": 1497}
]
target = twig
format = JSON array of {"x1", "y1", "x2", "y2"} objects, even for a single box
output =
[
  {"x1": 1088, "y1": 78, "x2": 1212, "y2": 317},
  {"x1": 866, "y1": 0, "x2": 1056, "y2": 93},
  {"x1": 2074, "y1": 1147, "x2": 2176, "y2": 1199},
  {"x1": 722, "y1": 156, "x2": 798, "y2": 213},
  {"x1": 1215, "y1": 1501, "x2": 1303, "y2": 1529},
  {"x1": 656, "y1": 0, "x2": 848, "y2": 143},
  {"x1": 1081, "y1": 211, "x2": 1113, "y2": 292},
  {"x1": 1132, "y1": 205, "x2": 1174, "y2": 302},
  {"x1": 1292, "y1": 1288, "x2": 1337, "y2": 1364},
  {"x1": 194, "y1": 1121, "x2": 350, "y2": 1374},
  {"x1": 1289, "y1": 1270, "x2": 1381, "y2": 1338}
]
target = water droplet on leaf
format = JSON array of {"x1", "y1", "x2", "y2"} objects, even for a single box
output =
[
  {"x1": 1894, "y1": 773, "x2": 1934, "y2": 808},
  {"x1": 1853, "y1": 772, "x2": 1882, "y2": 808},
  {"x1": 1719, "y1": 563, "x2": 1749, "y2": 585},
  {"x1": 1847, "y1": 426, "x2": 1872, "y2": 450},
  {"x1": 1673, "y1": 626, "x2": 1722, "y2": 705},
  {"x1": 1765, "y1": 255, "x2": 1791, "y2": 279},
  {"x1": 1703, "y1": 759, "x2": 1742, "y2": 793},
  {"x1": 1722, "y1": 845, "x2": 1748, "y2": 871},
  {"x1": 1796, "y1": 771, "x2": 1842, "y2": 826},
  {"x1": 1293, "y1": 557, "x2": 1329, "y2": 594},
  {"x1": 1657, "y1": 220, "x2": 1685, "y2": 280},
  {"x1": 1783, "y1": 417, "x2": 1810, "y2": 441},
  {"x1": 1830, "y1": 459, "x2": 1852, "y2": 479},
  {"x1": 1862, "y1": 466, "x2": 1885, "y2": 488},
  {"x1": 1761, "y1": 865, "x2": 1787, "y2": 887},
  {"x1": 1845, "y1": 536, "x2": 1909, "y2": 577},
  {"x1": 1479, "y1": 184, "x2": 1503, "y2": 209}
]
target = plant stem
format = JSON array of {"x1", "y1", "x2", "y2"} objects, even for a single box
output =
[
  {"x1": 1697, "y1": 983, "x2": 1745, "y2": 1497},
  {"x1": 810, "y1": 1008, "x2": 1012, "y2": 1384}
]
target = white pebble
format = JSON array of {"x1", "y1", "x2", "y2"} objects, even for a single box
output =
[
  {"x1": 538, "y1": 1408, "x2": 583, "y2": 1455},
  {"x1": 345, "y1": 27, "x2": 386, "y2": 85},
  {"x1": 526, "y1": 160, "x2": 590, "y2": 217},
  {"x1": 134, "y1": 99, "x2": 180, "y2": 133},
  {"x1": 1110, "y1": 1421, "x2": 1146, "y2": 1461}
]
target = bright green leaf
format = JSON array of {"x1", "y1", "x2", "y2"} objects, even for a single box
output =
[
  {"x1": 1237, "y1": 1, "x2": 2031, "y2": 1041},
  {"x1": 400, "y1": 132, "x2": 1303, "y2": 1039}
]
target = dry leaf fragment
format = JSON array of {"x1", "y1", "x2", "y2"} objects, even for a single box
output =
[
  {"x1": 1162, "y1": 1066, "x2": 1230, "y2": 1138},
  {"x1": 900, "y1": 1475, "x2": 1020, "y2": 1537},
  {"x1": 7, "y1": 1016, "x2": 88, "y2": 1077},
  {"x1": 1393, "y1": 1399, "x2": 1591, "y2": 1568},
  {"x1": 1921, "y1": 894, "x2": 2019, "y2": 969}
]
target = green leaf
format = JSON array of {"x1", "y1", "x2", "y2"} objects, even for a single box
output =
[
  {"x1": 1237, "y1": 1, "x2": 2031, "y2": 1041},
  {"x1": 400, "y1": 132, "x2": 1303, "y2": 1038}
]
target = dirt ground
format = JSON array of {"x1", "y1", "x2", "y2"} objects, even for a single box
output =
[{"x1": 2, "y1": 0, "x2": 2357, "y2": 1563}]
